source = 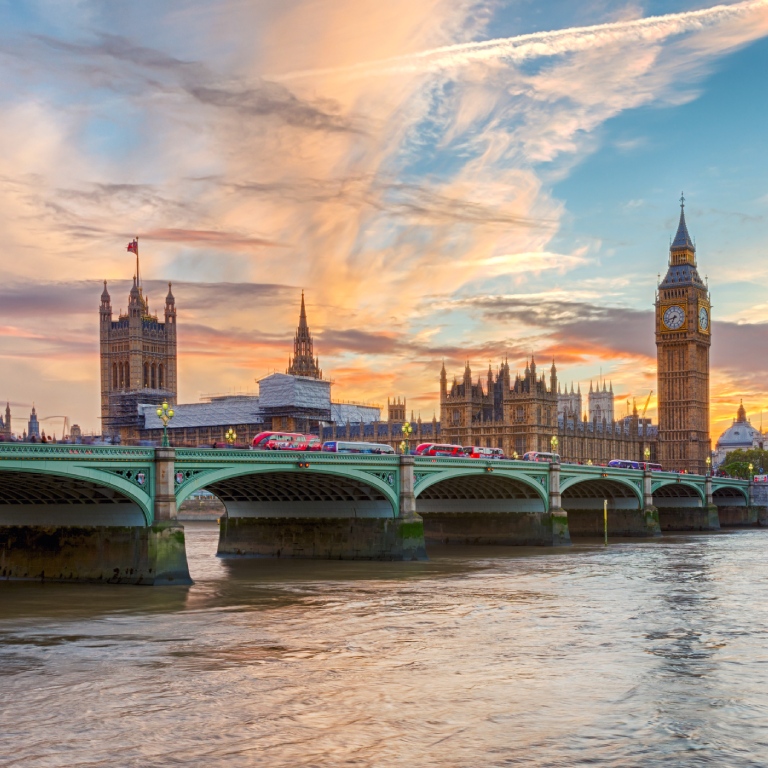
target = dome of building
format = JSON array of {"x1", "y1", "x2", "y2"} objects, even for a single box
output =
[{"x1": 715, "y1": 401, "x2": 762, "y2": 451}]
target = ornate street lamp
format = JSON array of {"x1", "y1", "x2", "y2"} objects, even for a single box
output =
[
  {"x1": 225, "y1": 427, "x2": 237, "y2": 446},
  {"x1": 749, "y1": 462, "x2": 754, "y2": 479},
  {"x1": 644, "y1": 446, "x2": 651, "y2": 461},
  {"x1": 512, "y1": 451, "x2": 519, "y2": 460},
  {"x1": 587, "y1": 459, "x2": 593, "y2": 466},
  {"x1": 399, "y1": 440, "x2": 409, "y2": 455},
  {"x1": 550, "y1": 435, "x2": 559, "y2": 453},
  {"x1": 401, "y1": 421, "x2": 413, "y2": 455},
  {"x1": 705, "y1": 456, "x2": 711, "y2": 476},
  {"x1": 156, "y1": 401, "x2": 174, "y2": 447}
]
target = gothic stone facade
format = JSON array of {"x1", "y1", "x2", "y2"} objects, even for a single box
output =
[
  {"x1": 655, "y1": 198, "x2": 711, "y2": 474},
  {"x1": 440, "y1": 358, "x2": 655, "y2": 464},
  {"x1": 100, "y1": 278, "x2": 177, "y2": 440}
]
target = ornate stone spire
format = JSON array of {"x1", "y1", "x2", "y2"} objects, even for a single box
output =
[
  {"x1": 736, "y1": 400, "x2": 747, "y2": 423},
  {"x1": 287, "y1": 291, "x2": 322, "y2": 379},
  {"x1": 672, "y1": 192, "x2": 695, "y2": 251}
]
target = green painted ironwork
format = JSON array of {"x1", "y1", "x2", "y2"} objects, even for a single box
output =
[{"x1": 0, "y1": 444, "x2": 753, "y2": 526}]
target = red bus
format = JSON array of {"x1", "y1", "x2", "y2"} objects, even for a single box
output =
[{"x1": 251, "y1": 432, "x2": 321, "y2": 451}]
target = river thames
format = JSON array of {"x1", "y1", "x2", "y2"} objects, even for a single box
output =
[{"x1": 2, "y1": 523, "x2": 768, "y2": 767}]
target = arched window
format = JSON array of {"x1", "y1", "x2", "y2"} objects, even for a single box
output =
[
  {"x1": 119, "y1": 362, "x2": 124, "y2": 388},
  {"x1": 144, "y1": 362, "x2": 149, "y2": 388},
  {"x1": 158, "y1": 364, "x2": 164, "y2": 389},
  {"x1": 125, "y1": 364, "x2": 130, "y2": 388},
  {"x1": 151, "y1": 363, "x2": 156, "y2": 389},
  {"x1": 113, "y1": 363, "x2": 117, "y2": 388}
]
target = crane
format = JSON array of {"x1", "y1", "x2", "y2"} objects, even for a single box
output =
[
  {"x1": 641, "y1": 391, "x2": 653, "y2": 419},
  {"x1": 40, "y1": 416, "x2": 70, "y2": 440}
]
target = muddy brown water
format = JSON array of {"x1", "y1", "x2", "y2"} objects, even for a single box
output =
[{"x1": 2, "y1": 522, "x2": 768, "y2": 767}]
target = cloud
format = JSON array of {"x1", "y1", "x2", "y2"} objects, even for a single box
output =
[
  {"x1": 143, "y1": 228, "x2": 285, "y2": 249},
  {"x1": 1, "y1": 0, "x2": 768, "y2": 433},
  {"x1": 275, "y1": 0, "x2": 768, "y2": 81}
]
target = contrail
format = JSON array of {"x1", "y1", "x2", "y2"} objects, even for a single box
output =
[{"x1": 274, "y1": 0, "x2": 768, "y2": 81}]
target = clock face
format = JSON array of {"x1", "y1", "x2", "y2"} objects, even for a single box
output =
[
  {"x1": 663, "y1": 305, "x2": 685, "y2": 330},
  {"x1": 699, "y1": 306, "x2": 709, "y2": 331}
]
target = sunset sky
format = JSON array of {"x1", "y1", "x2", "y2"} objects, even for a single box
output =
[{"x1": 2, "y1": 0, "x2": 768, "y2": 438}]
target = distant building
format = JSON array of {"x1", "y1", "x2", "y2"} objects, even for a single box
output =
[
  {"x1": 2, "y1": 402, "x2": 11, "y2": 440},
  {"x1": 440, "y1": 357, "x2": 655, "y2": 463},
  {"x1": 588, "y1": 380, "x2": 614, "y2": 423},
  {"x1": 713, "y1": 402, "x2": 765, "y2": 466},
  {"x1": 557, "y1": 383, "x2": 582, "y2": 421},
  {"x1": 100, "y1": 273, "x2": 177, "y2": 441},
  {"x1": 286, "y1": 292, "x2": 322, "y2": 379},
  {"x1": 655, "y1": 197, "x2": 711, "y2": 473},
  {"x1": 127, "y1": 293, "x2": 382, "y2": 446},
  {"x1": 27, "y1": 405, "x2": 40, "y2": 439}
]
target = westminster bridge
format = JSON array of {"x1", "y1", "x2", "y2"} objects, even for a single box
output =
[{"x1": 0, "y1": 444, "x2": 763, "y2": 585}]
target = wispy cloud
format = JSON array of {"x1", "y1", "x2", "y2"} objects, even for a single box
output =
[
  {"x1": 276, "y1": 0, "x2": 768, "y2": 81},
  {"x1": 1, "y1": 0, "x2": 767, "y2": 433}
]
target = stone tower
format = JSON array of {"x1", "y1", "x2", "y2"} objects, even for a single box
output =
[
  {"x1": 99, "y1": 273, "x2": 178, "y2": 440},
  {"x1": 287, "y1": 291, "x2": 322, "y2": 379},
  {"x1": 588, "y1": 380, "x2": 614, "y2": 423},
  {"x1": 655, "y1": 195, "x2": 711, "y2": 473}
]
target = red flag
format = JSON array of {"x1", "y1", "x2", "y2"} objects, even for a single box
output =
[{"x1": 127, "y1": 240, "x2": 138, "y2": 254}]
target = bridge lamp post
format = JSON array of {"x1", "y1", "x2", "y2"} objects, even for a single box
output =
[
  {"x1": 550, "y1": 435, "x2": 559, "y2": 455},
  {"x1": 156, "y1": 401, "x2": 174, "y2": 447},
  {"x1": 225, "y1": 427, "x2": 237, "y2": 447},
  {"x1": 705, "y1": 456, "x2": 711, "y2": 476},
  {"x1": 401, "y1": 421, "x2": 413, "y2": 455},
  {"x1": 749, "y1": 462, "x2": 754, "y2": 480},
  {"x1": 512, "y1": 451, "x2": 519, "y2": 460},
  {"x1": 644, "y1": 446, "x2": 651, "y2": 462}
]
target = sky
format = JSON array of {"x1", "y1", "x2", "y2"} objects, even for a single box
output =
[{"x1": 1, "y1": 0, "x2": 768, "y2": 439}]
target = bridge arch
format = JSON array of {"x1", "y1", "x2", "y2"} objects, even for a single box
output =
[
  {"x1": 414, "y1": 469, "x2": 548, "y2": 510},
  {"x1": 560, "y1": 476, "x2": 642, "y2": 537},
  {"x1": 712, "y1": 483, "x2": 750, "y2": 505},
  {"x1": 0, "y1": 467, "x2": 152, "y2": 526},
  {"x1": 176, "y1": 465, "x2": 398, "y2": 518},
  {"x1": 651, "y1": 479, "x2": 706, "y2": 504}
]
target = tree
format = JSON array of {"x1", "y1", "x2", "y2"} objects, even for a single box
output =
[{"x1": 721, "y1": 448, "x2": 768, "y2": 478}]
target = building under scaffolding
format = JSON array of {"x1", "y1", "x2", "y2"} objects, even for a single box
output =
[{"x1": 257, "y1": 373, "x2": 331, "y2": 434}]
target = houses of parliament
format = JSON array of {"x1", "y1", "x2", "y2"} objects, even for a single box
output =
[
  {"x1": 439, "y1": 197, "x2": 712, "y2": 473},
  {"x1": 98, "y1": 199, "x2": 713, "y2": 472}
]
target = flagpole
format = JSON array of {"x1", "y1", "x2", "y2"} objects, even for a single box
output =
[{"x1": 136, "y1": 236, "x2": 140, "y2": 288}]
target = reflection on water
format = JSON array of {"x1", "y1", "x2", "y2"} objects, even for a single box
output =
[{"x1": 2, "y1": 523, "x2": 768, "y2": 767}]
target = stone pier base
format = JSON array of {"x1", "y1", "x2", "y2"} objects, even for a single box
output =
[
  {"x1": 717, "y1": 505, "x2": 758, "y2": 527},
  {"x1": 218, "y1": 516, "x2": 427, "y2": 560},
  {"x1": 566, "y1": 507, "x2": 661, "y2": 538},
  {"x1": 0, "y1": 524, "x2": 192, "y2": 585},
  {"x1": 658, "y1": 505, "x2": 720, "y2": 531},
  {"x1": 422, "y1": 511, "x2": 571, "y2": 547}
]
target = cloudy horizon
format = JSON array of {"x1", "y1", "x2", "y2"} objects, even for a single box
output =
[{"x1": 2, "y1": 0, "x2": 768, "y2": 438}]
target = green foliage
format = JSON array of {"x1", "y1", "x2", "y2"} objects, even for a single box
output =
[{"x1": 722, "y1": 448, "x2": 767, "y2": 478}]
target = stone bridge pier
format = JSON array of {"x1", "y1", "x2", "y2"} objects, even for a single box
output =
[
  {"x1": 213, "y1": 455, "x2": 426, "y2": 561},
  {"x1": 0, "y1": 446, "x2": 191, "y2": 585},
  {"x1": 558, "y1": 468, "x2": 660, "y2": 538}
]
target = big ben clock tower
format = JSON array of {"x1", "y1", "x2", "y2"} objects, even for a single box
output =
[{"x1": 655, "y1": 195, "x2": 711, "y2": 473}]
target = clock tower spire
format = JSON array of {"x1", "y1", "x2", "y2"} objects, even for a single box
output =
[{"x1": 655, "y1": 194, "x2": 711, "y2": 473}]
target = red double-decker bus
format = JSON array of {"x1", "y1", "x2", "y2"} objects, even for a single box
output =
[{"x1": 251, "y1": 432, "x2": 321, "y2": 451}]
